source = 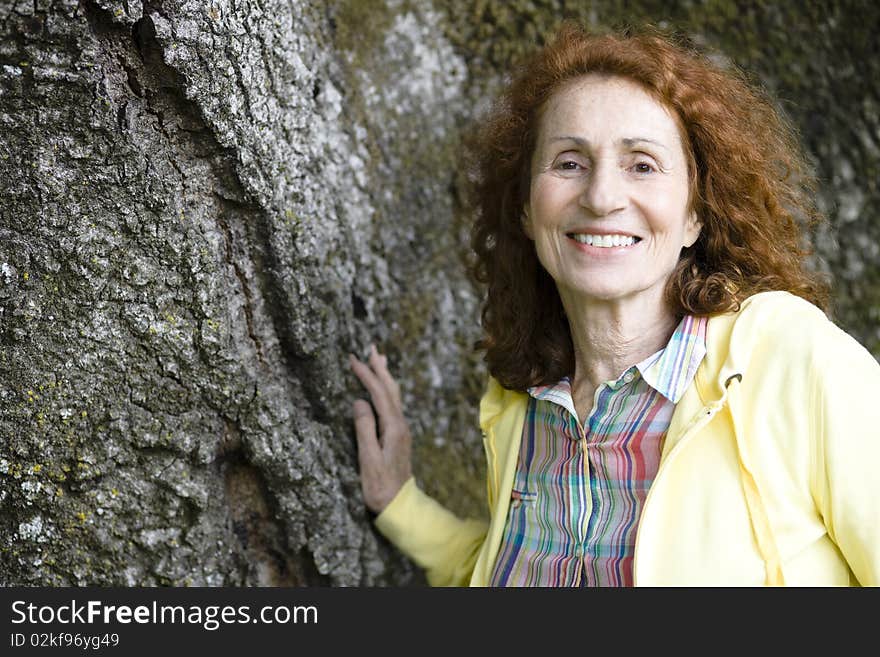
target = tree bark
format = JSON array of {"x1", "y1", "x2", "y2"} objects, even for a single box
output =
[{"x1": 1, "y1": 0, "x2": 876, "y2": 585}]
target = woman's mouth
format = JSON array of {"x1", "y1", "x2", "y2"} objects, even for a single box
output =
[{"x1": 567, "y1": 233, "x2": 642, "y2": 248}]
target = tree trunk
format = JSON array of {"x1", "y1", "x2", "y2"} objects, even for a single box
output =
[{"x1": 1, "y1": 0, "x2": 877, "y2": 586}]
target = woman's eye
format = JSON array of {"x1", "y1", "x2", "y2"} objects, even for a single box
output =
[
  {"x1": 556, "y1": 160, "x2": 582, "y2": 171},
  {"x1": 633, "y1": 161, "x2": 655, "y2": 174}
]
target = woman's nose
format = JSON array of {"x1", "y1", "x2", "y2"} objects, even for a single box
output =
[{"x1": 579, "y1": 160, "x2": 626, "y2": 217}]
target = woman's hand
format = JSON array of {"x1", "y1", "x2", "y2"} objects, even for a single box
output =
[{"x1": 348, "y1": 345, "x2": 413, "y2": 514}]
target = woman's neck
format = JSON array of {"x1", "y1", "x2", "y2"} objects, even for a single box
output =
[{"x1": 560, "y1": 288, "x2": 678, "y2": 391}]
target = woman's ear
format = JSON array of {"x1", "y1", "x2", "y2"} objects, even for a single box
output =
[
  {"x1": 522, "y1": 205, "x2": 534, "y2": 240},
  {"x1": 683, "y1": 210, "x2": 701, "y2": 248}
]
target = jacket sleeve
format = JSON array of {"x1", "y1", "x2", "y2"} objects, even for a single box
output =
[
  {"x1": 811, "y1": 324, "x2": 880, "y2": 586},
  {"x1": 373, "y1": 477, "x2": 489, "y2": 586}
]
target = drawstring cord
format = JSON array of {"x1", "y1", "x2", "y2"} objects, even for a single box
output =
[{"x1": 724, "y1": 373, "x2": 785, "y2": 586}]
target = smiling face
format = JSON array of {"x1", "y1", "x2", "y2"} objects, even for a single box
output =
[{"x1": 524, "y1": 74, "x2": 701, "y2": 308}]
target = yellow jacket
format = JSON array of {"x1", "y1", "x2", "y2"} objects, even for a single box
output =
[{"x1": 375, "y1": 292, "x2": 880, "y2": 586}]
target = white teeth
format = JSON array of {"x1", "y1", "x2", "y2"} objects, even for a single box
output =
[{"x1": 570, "y1": 234, "x2": 637, "y2": 248}]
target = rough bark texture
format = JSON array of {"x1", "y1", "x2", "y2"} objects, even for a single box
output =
[{"x1": 0, "y1": 0, "x2": 876, "y2": 586}]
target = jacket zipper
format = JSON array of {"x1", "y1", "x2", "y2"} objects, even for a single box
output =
[{"x1": 483, "y1": 428, "x2": 498, "y2": 510}]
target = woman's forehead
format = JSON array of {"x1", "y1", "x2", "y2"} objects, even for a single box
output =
[{"x1": 537, "y1": 74, "x2": 684, "y2": 148}]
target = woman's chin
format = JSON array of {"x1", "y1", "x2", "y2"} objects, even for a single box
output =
[{"x1": 556, "y1": 280, "x2": 665, "y2": 307}]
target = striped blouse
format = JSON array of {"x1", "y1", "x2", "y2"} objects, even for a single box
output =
[{"x1": 489, "y1": 314, "x2": 708, "y2": 587}]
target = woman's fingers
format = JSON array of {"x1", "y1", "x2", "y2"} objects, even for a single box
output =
[
  {"x1": 352, "y1": 398, "x2": 381, "y2": 466},
  {"x1": 369, "y1": 345, "x2": 402, "y2": 409},
  {"x1": 352, "y1": 398, "x2": 390, "y2": 513},
  {"x1": 348, "y1": 353, "x2": 396, "y2": 429}
]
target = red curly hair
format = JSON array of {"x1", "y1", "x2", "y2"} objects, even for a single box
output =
[{"x1": 467, "y1": 22, "x2": 831, "y2": 392}]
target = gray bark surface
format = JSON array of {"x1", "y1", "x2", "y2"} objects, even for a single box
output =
[{"x1": 1, "y1": 0, "x2": 876, "y2": 585}]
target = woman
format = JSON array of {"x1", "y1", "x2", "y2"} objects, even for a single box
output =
[{"x1": 349, "y1": 23, "x2": 880, "y2": 586}]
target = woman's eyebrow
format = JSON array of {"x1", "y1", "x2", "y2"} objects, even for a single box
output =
[
  {"x1": 621, "y1": 137, "x2": 670, "y2": 152},
  {"x1": 548, "y1": 135, "x2": 671, "y2": 152}
]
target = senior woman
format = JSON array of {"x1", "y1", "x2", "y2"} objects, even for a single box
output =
[{"x1": 349, "y1": 23, "x2": 880, "y2": 586}]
